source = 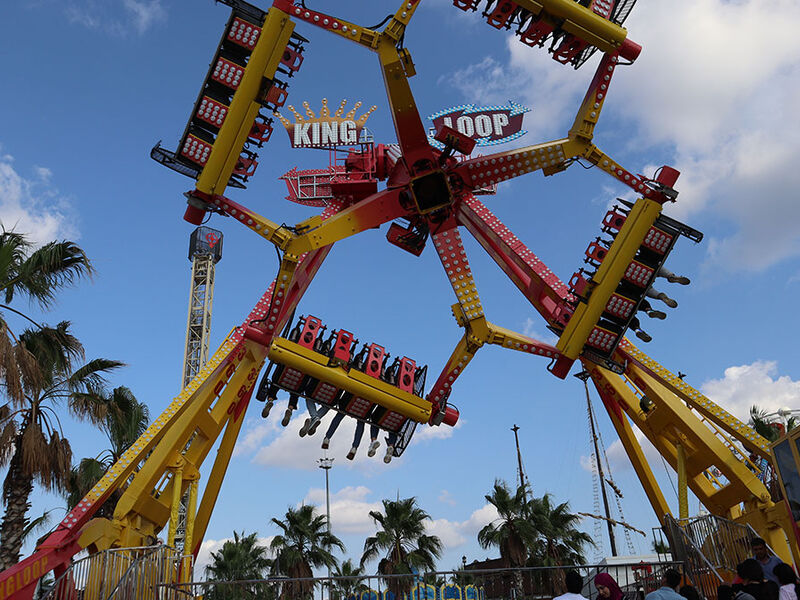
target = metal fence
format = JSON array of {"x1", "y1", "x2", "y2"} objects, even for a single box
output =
[
  {"x1": 153, "y1": 561, "x2": 684, "y2": 600},
  {"x1": 41, "y1": 544, "x2": 191, "y2": 600}
]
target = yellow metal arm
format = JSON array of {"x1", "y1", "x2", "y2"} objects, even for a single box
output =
[
  {"x1": 196, "y1": 7, "x2": 294, "y2": 197},
  {"x1": 80, "y1": 340, "x2": 265, "y2": 552},
  {"x1": 585, "y1": 362, "x2": 672, "y2": 524},
  {"x1": 285, "y1": 189, "x2": 407, "y2": 255},
  {"x1": 426, "y1": 332, "x2": 482, "y2": 408},
  {"x1": 618, "y1": 340, "x2": 772, "y2": 460},
  {"x1": 485, "y1": 322, "x2": 561, "y2": 361},
  {"x1": 453, "y1": 138, "x2": 584, "y2": 186},
  {"x1": 281, "y1": 4, "x2": 381, "y2": 51},
  {"x1": 585, "y1": 355, "x2": 796, "y2": 563},
  {"x1": 432, "y1": 226, "x2": 487, "y2": 323},
  {"x1": 267, "y1": 338, "x2": 434, "y2": 423},
  {"x1": 516, "y1": 0, "x2": 630, "y2": 54},
  {"x1": 556, "y1": 197, "x2": 662, "y2": 360}
]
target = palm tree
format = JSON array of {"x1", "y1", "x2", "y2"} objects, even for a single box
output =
[
  {"x1": 749, "y1": 406, "x2": 798, "y2": 442},
  {"x1": 204, "y1": 531, "x2": 272, "y2": 600},
  {"x1": 0, "y1": 322, "x2": 123, "y2": 569},
  {"x1": 0, "y1": 229, "x2": 93, "y2": 405},
  {"x1": 331, "y1": 558, "x2": 367, "y2": 600},
  {"x1": 528, "y1": 493, "x2": 592, "y2": 566},
  {"x1": 524, "y1": 494, "x2": 592, "y2": 597},
  {"x1": 478, "y1": 480, "x2": 538, "y2": 563},
  {"x1": 64, "y1": 386, "x2": 149, "y2": 517},
  {"x1": 270, "y1": 504, "x2": 344, "y2": 600},
  {"x1": 478, "y1": 481, "x2": 538, "y2": 598},
  {"x1": 360, "y1": 497, "x2": 443, "y2": 597}
]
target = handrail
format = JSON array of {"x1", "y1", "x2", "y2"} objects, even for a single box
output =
[
  {"x1": 40, "y1": 545, "x2": 185, "y2": 600},
  {"x1": 103, "y1": 545, "x2": 165, "y2": 600},
  {"x1": 664, "y1": 514, "x2": 725, "y2": 600}
]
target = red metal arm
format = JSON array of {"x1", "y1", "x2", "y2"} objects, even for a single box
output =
[{"x1": 456, "y1": 195, "x2": 571, "y2": 325}]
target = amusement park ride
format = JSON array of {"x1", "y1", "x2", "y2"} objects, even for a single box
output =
[{"x1": 4, "y1": 0, "x2": 800, "y2": 598}]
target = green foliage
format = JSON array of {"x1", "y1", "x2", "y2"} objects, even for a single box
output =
[
  {"x1": 64, "y1": 386, "x2": 150, "y2": 517},
  {"x1": 331, "y1": 558, "x2": 367, "y2": 600},
  {"x1": 361, "y1": 497, "x2": 443, "y2": 596},
  {"x1": 652, "y1": 539, "x2": 670, "y2": 554},
  {"x1": 528, "y1": 493, "x2": 592, "y2": 567},
  {"x1": 478, "y1": 480, "x2": 538, "y2": 569},
  {"x1": 478, "y1": 480, "x2": 593, "y2": 567},
  {"x1": 0, "y1": 228, "x2": 97, "y2": 569},
  {"x1": 0, "y1": 230, "x2": 94, "y2": 311},
  {"x1": 204, "y1": 531, "x2": 272, "y2": 600},
  {"x1": 270, "y1": 504, "x2": 344, "y2": 600},
  {"x1": 749, "y1": 405, "x2": 798, "y2": 443}
]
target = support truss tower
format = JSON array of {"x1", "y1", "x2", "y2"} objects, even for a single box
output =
[
  {"x1": 182, "y1": 226, "x2": 223, "y2": 387},
  {"x1": 175, "y1": 227, "x2": 222, "y2": 552}
]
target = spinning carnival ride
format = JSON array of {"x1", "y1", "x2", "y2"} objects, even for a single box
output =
[{"x1": 4, "y1": 0, "x2": 800, "y2": 598}]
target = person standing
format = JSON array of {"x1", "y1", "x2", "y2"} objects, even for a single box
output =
[
  {"x1": 555, "y1": 571, "x2": 587, "y2": 600},
  {"x1": 773, "y1": 563, "x2": 799, "y2": 600},
  {"x1": 595, "y1": 573, "x2": 624, "y2": 600},
  {"x1": 751, "y1": 538, "x2": 782, "y2": 585},
  {"x1": 644, "y1": 569, "x2": 684, "y2": 600},
  {"x1": 734, "y1": 558, "x2": 779, "y2": 600}
]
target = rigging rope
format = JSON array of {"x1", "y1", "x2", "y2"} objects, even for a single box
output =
[{"x1": 593, "y1": 403, "x2": 636, "y2": 554}]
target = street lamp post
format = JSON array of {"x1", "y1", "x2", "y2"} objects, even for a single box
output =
[{"x1": 318, "y1": 457, "x2": 334, "y2": 599}]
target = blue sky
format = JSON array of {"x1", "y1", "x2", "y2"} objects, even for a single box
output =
[{"x1": 2, "y1": 0, "x2": 800, "y2": 579}]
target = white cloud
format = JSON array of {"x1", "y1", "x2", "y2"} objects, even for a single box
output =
[
  {"x1": 700, "y1": 360, "x2": 800, "y2": 424},
  {"x1": 438, "y1": 489, "x2": 457, "y2": 507},
  {"x1": 444, "y1": 0, "x2": 800, "y2": 273},
  {"x1": 444, "y1": 40, "x2": 589, "y2": 142},
  {"x1": 0, "y1": 154, "x2": 78, "y2": 245},
  {"x1": 425, "y1": 518, "x2": 466, "y2": 548},
  {"x1": 66, "y1": 0, "x2": 165, "y2": 35},
  {"x1": 240, "y1": 399, "x2": 460, "y2": 471},
  {"x1": 302, "y1": 486, "x2": 383, "y2": 534},
  {"x1": 521, "y1": 317, "x2": 558, "y2": 345},
  {"x1": 123, "y1": 0, "x2": 166, "y2": 34},
  {"x1": 422, "y1": 503, "x2": 500, "y2": 552},
  {"x1": 414, "y1": 419, "x2": 461, "y2": 442}
]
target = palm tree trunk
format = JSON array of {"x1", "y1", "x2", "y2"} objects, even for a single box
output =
[
  {"x1": 512, "y1": 569, "x2": 524, "y2": 600},
  {"x1": 0, "y1": 444, "x2": 34, "y2": 570}
]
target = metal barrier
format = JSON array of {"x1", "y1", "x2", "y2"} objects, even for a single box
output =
[
  {"x1": 655, "y1": 513, "x2": 785, "y2": 600},
  {"x1": 41, "y1": 544, "x2": 191, "y2": 600},
  {"x1": 154, "y1": 561, "x2": 683, "y2": 600}
]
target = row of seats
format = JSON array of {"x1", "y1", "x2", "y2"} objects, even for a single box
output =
[{"x1": 255, "y1": 315, "x2": 427, "y2": 463}]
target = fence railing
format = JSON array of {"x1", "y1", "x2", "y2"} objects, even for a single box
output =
[
  {"x1": 41, "y1": 544, "x2": 191, "y2": 600},
  {"x1": 154, "y1": 561, "x2": 684, "y2": 600}
]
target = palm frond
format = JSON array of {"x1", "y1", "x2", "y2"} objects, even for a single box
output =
[
  {"x1": 5, "y1": 240, "x2": 94, "y2": 308},
  {"x1": 19, "y1": 321, "x2": 84, "y2": 380}
]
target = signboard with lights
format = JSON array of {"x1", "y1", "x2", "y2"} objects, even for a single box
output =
[
  {"x1": 276, "y1": 98, "x2": 376, "y2": 149},
  {"x1": 428, "y1": 101, "x2": 530, "y2": 148}
]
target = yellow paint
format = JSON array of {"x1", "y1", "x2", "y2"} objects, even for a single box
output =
[
  {"x1": 586, "y1": 363, "x2": 671, "y2": 523},
  {"x1": 196, "y1": 8, "x2": 295, "y2": 196},
  {"x1": 620, "y1": 339, "x2": 771, "y2": 459},
  {"x1": 167, "y1": 464, "x2": 184, "y2": 547},
  {"x1": 677, "y1": 443, "x2": 688, "y2": 519},
  {"x1": 192, "y1": 390, "x2": 256, "y2": 552},
  {"x1": 182, "y1": 479, "x2": 199, "y2": 582},
  {"x1": 0, "y1": 555, "x2": 48, "y2": 600},
  {"x1": 268, "y1": 338, "x2": 432, "y2": 422},
  {"x1": 557, "y1": 198, "x2": 661, "y2": 359},
  {"x1": 516, "y1": 0, "x2": 629, "y2": 53}
]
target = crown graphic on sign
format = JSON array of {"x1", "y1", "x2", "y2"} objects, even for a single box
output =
[{"x1": 276, "y1": 99, "x2": 377, "y2": 148}]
